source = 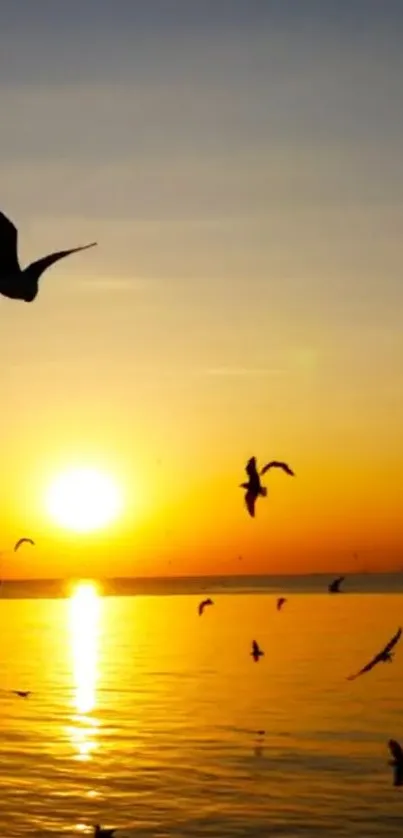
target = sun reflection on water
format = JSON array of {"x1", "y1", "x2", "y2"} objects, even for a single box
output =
[{"x1": 68, "y1": 581, "x2": 101, "y2": 760}]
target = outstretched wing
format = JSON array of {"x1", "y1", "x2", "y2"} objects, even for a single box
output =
[
  {"x1": 261, "y1": 461, "x2": 294, "y2": 476},
  {"x1": 252, "y1": 640, "x2": 260, "y2": 656},
  {"x1": 26, "y1": 242, "x2": 97, "y2": 279},
  {"x1": 14, "y1": 538, "x2": 35, "y2": 553},
  {"x1": 382, "y1": 627, "x2": 402, "y2": 656},
  {"x1": 347, "y1": 655, "x2": 379, "y2": 680},
  {"x1": 246, "y1": 457, "x2": 258, "y2": 479},
  {"x1": 245, "y1": 490, "x2": 256, "y2": 517},
  {"x1": 0, "y1": 211, "x2": 20, "y2": 275}
]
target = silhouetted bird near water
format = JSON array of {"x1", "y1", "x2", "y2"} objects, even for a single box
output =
[
  {"x1": 347, "y1": 627, "x2": 402, "y2": 681},
  {"x1": 0, "y1": 211, "x2": 96, "y2": 302},
  {"x1": 14, "y1": 537, "x2": 35, "y2": 553},
  {"x1": 198, "y1": 598, "x2": 213, "y2": 616},
  {"x1": 277, "y1": 597, "x2": 287, "y2": 611},
  {"x1": 328, "y1": 575, "x2": 344, "y2": 593},
  {"x1": 12, "y1": 691, "x2": 31, "y2": 698},
  {"x1": 251, "y1": 640, "x2": 264, "y2": 662},
  {"x1": 388, "y1": 739, "x2": 403, "y2": 786},
  {"x1": 240, "y1": 457, "x2": 294, "y2": 517}
]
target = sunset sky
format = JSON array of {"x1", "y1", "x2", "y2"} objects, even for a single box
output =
[{"x1": 1, "y1": 1, "x2": 402, "y2": 578}]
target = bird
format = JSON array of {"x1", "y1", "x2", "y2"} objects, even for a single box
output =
[
  {"x1": 277, "y1": 597, "x2": 287, "y2": 611},
  {"x1": 347, "y1": 627, "x2": 402, "y2": 681},
  {"x1": 388, "y1": 739, "x2": 403, "y2": 787},
  {"x1": 0, "y1": 210, "x2": 97, "y2": 302},
  {"x1": 240, "y1": 457, "x2": 294, "y2": 517},
  {"x1": 328, "y1": 575, "x2": 344, "y2": 593},
  {"x1": 12, "y1": 691, "x2": 31, "y2": 698},
  {"x1": 251, "y1": 640, "x2": 264, "y2": 662},
  {"x1": 14, "y1": 537, "x2": 35, "y2": 553},
  {"x1": 94, "y1": 826, "x2": 116, "y2": 838},
  {"x1": 198, "y1": 598, "x2": 213, "y2": 616}
]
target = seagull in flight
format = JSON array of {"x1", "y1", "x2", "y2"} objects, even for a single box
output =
[
  {"x1": 11, "y1": 690, "x2": 31, "y2": 698},
  {"x1": 0, "y1": 211, "x2": 97, "y2": 302},
  {"x1": 251, "y1": 640, "x2": 264, "y2": 662},
  {"x1": 198, "y1": 598, "x2": 213, "y2": 616},
  {"x1": 277, "y1": 597, "x2": 287, "y2": 611},
  {"x1": 328, "y1": 575, "x2": 344, "y2": 593},
  {"x1": 14, "y1": 538, "x2": 35, "y2": 553},
  {"x1": 388, "y1": 739, "x2": 403, "y2": 787},
  {"x1": 94, "y1": 826, "x2": 116, "y2": 838},
  {"x1": 347, "y1": 627, "x2": 402, "y2": 681},
  {"x1": 240, "y1": 457, "x2": 294, "y2": 517}
]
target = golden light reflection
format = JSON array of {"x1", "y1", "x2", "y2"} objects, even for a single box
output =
[{"x1": 68, "y1": 581, "x2": 101, "y2": 760}]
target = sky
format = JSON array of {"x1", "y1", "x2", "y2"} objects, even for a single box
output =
[{"x1": 0, "y1": 0, "x2": 403, "y2": 578}]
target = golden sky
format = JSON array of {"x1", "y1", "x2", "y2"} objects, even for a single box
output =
[{"x1": 0, "y1": 2, "x2": 402, "y2": 578}]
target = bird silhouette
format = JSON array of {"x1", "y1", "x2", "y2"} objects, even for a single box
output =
[
  {"x1": 240, "y1": 457, "x2": 294, "y2": 517},
  {"x1": 94, "y1": 826, "x2": 116, "y2": 838},
  {"x1": 277, "y1": 597, "x2": 287, "y2": 611},
  {"x1": 0, "y1": 211, "x2": 97, "y2": 302},
  {"x1": 198, "y1": 598, "x2": 213, "y2": 616},
  {"x1": 12, "y1": 691, "x2": 31, "y2": 698},
  {"x1": 328, "y1": 575, "x2": 344, "y2": 593},
  {"x1": 347, "y1": 627, "x2": 402, "y2": 681},
  {"x1": 14, "y1": 538, "x2": 35, "y2": 553},
  {"x1": 251, "y1": 640, "x2": 264, "y2": 662},
  {"x1": 388, "y1": 739, "x2": 403, "y2": 786}
]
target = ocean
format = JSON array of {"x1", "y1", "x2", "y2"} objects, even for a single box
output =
[{"x1": 0, "y1": 574, "x2": 402, "y2": 836}]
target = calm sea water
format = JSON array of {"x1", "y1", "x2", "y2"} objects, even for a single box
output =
[{"x1": 0, "y1": 576, "x2": 402, "y2": 836}]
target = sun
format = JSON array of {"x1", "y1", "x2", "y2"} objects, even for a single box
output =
[{"x1": 45, "y1": 466, "x2": 122, "y2": 533}]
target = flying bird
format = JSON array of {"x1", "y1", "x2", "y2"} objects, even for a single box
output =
[
  {"x1": 277, "y1": 597, "x2": 287, "y2": 611},
  {"x1": 328, "y1": 575, "x2": 344, "y2": 593},
  {"x1": 198, "y1": 598, "x2": 213, "y2": 616},
  {"x1": 12, "y1": 691, "x2": 31, "y2": 698},
  {"x1": 240, "y1": 457, "x2": 294, "y2": 517},
  {"x1": 0, "y1": 211, "x2": 97, "y2": 302},
  {"x1": 251, "y1": 640, "x2": 264, "y2": 662},
  {"x1": 388, "y1": 739, "x2": 403, "y2": 787},
  {"x1": 94, "y1": 827, "x2": 116, "y2": 838},
  {"x1": 14, "y1": 538, "x2": 35, "y2": 553},
  {"x1": 347, "y1": 627, "x2": 402, "y2": 681}
]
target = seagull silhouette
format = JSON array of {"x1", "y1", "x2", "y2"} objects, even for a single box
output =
[
  {"x1": 388, "y1": 739, "x2": 403, "y2": 787},
  {"x1": 277, "y1": 597, "x2": 287, "y2": 611},
  {"x1": 347, "y1": 627, "x2": 402, "y2": 681},
  {"x1": 251, "y1": 640, "x2": 264, "y2": 662},
  {"x1": 14, "y1": 538, "x2": 35, "y2": 553},
  {"x1": 0, "y1": 211, "x2": 97, "y2": 302},
  {"x1": 94, "y1": 826, "x2": 116, "y2": 838},
  {"x1": 198, "y1": 598, "x2": 213, "y2": 616},
  {"x1": 12, "y1": 691, "x2": 31, "y2": 698},
  {"x1": 328, "y1": 575, "x2": 344, "y2": 593},
  {"x1": 240, "y1": 457, "x2": 294, "y2": 517}
]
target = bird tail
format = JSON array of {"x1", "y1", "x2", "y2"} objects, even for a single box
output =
[{"x1": 260, "y1": 487, "x2": 267, "y2": 497}]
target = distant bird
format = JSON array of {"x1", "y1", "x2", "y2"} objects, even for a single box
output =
[
  {"x1": 12, "y1": 691, "x2": 31, "y2": 698},
  {"x1": 0, "y1": 211, "x2": 97, "y2": 302},
  {"x1": 94, "y1": 827, "x2": 116, "y2": 838},
  {"x1": 14, "y1": 537, "x2": 35, "y2": 553},
  {"x1": 347, "y1": 627, "x2": 402, "y2": 681},
  {"x1": 251, "y1": 640, "x2": 264, "y2": 662},
  {"x1": 328, "y1": 575, "x2": 344, "y2": 593},
  {"x1": 388, "y1": 739, "x2": 403, "y2": 787},
  {"x1": 277, "y1": 597, "x2": 287, "y2": 611},
  {"x1": 198, "y1": 598, "x2": 213, "y2": 616},
  {"x1": 240, "y1": 457, "x2": 294, "y2": 517}
]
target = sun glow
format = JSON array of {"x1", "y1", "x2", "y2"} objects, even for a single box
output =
[
  {"x1": 68, "y1": 581, "x2": 101, "y2": 760},
  {"x1": 46, "y1": 466, "x2": 122, "y2": 533}
]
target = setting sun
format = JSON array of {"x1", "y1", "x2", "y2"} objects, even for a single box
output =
[{"x1": 45, "y1": 467, "x2": 122, "y2": 533}]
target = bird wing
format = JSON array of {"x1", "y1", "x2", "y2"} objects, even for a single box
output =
[
  {"x1": 389, "y1": 739, "x2": 403, "y2": 763},
  {"x1": 14, "y1": 538, "x2": 34, "y2": 552},
  {"x1": 246, "y1": 457, "x2": 258, "y2": 479},
  {"x1": 26, "y1": 243, "x2": 97, "y2": 278},
  {"x1": 252, "y1": 640, "x2": 260, "y2": 655},
  {"x1": 261, "y1": 461, "x2": 294, "y2": 476},
  {"x1": 347, "y1": 654, "x2": 380, "y2": 680},
  {"x1": 0, "y1": 211, "x2": 20, "y2": 275},
  {"x1": 198, "y1": 602, "x2": 204, "y2": 615},
  {"x1": 245, "y1": 490, "x2": 256, "y2": 517},
  {"x1": 382, "y1": 627, "x2": 402, "y2": 656}
]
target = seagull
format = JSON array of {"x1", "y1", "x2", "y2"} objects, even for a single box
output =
[
  {"x1": 14, "y1": 538, "x2": 35, "y2": 553},
  {"x1": 277, "y1": 597, "x2": 287, "y2": 611},
  {"x1": 12, "y1": 690, "x2": 31, "y2": 698},
  {"x1": 388, "y1": 739, "x2": 403, "y2": 787},
  {"x1": 94, "y1": 826, "x2": 116, "y2": 838},
  {"x1": 251, "y1": 640, "x2": 264, "y2": 662},
  {"x1": 0, "y1": 211, "x2": 97, "y2": 302},
  {"x1": 347, "y1": 627, "x2": 402, "y2": 681},
  {"x1": 240, "y1": 457, "x2": 294, "y2": 517},
  {"x1": 328, "y1": 575, "x2": 344, "y2": 593},
  {"x1": 198, "y1": 598, "x2": 213, "y2": 616}
]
